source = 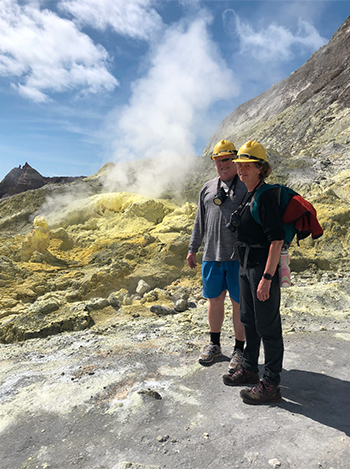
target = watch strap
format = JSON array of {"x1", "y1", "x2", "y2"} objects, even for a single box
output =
[{"x1": 263, "y1": 273, "x2": 273, "y2": 280}]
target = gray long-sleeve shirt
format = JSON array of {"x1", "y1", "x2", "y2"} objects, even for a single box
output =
[{"x1": 188, "y1": 176, "x2": 247, "y2": 261}]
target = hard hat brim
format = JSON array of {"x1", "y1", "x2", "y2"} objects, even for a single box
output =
[
  {"x1": 211, "y1": 150, "x2": 237, "y2": 160},
  {"x1": 233, "y1": 154, "x2": 268, "y2": 164}
]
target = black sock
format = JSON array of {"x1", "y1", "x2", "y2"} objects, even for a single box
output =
[
  {"x1": 235, "y1": 339, "x2": 245, "y2": 352},
  {"x1": 210, "y1": 332, "x2": 221, "y2": 347}
]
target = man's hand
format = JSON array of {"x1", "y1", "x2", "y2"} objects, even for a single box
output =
[{"x1": 186, "y1": 252, "x2": 197, "y2": 269}]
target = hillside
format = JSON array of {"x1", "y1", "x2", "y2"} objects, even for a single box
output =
[{"x1": 204, "y1": 17, "x2": 350, "y2": 163}]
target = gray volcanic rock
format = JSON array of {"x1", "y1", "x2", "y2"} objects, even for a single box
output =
[
  {"x1": 204, "y1": 16, "x2": 350, "y2": 167},
  {"x1": 0, "y1": 163, "x2": 46, "y2": 199},
  {"x1": 1, "y1": 303, "x2": 349, "y2": 469}
]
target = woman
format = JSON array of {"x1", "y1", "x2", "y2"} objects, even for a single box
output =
[{"x1": 222, "y1": 140, "x2": 284, "y2": 405}]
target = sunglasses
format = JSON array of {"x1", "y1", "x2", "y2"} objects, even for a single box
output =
[{"x1": 214, "y1": 157, "x2": 233, "y2": 163}]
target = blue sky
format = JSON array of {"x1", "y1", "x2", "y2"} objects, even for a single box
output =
[{"x1": 0, "y1": 0, "x2": 349, "y2": 181}]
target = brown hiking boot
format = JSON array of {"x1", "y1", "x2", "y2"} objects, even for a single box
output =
[
  {"x1": 222, "y1": 365, "x2": 259, "y2": 386},
  {"x1": 240, "y1": 380, "x2": 282, "y2": 404}
]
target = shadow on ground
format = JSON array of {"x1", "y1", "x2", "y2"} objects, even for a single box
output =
[{"x1": 280, "y1": 368, "x2": 350, "y2": 436}]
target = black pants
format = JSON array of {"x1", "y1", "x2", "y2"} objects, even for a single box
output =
[{"x1": 239, "y1": 263, "x2": 284, "y2": 386}]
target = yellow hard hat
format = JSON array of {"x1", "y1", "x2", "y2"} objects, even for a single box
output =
[
  {"x1": 211, "y1": 139, "x2": 237, "y2": 160},
  {"x1": 234, "y1": 140, "x2": 269, "y2": 164}
]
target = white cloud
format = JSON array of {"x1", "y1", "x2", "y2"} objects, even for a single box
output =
[
  {"x1": 105, "y1": 13, "x2": 240, "y2": 197},
  {"x1": 0, "y1": 0, "x2": 118, "y2": 102},
  {"x1": 59, "y1": 0, "x2": 163, "y2": 40},
  {"x1": 224, "y1": 9, "x2": 327, "y2": 62}
]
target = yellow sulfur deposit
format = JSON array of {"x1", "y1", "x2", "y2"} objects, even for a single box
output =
[
  {"x1": 19, "y1": 216, "x2": 51, "y2": 261},
  {"x1": 0, "y1": 171, "x2": 349, "y2": 344}
]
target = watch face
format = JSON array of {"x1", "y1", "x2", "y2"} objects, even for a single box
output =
[{"x1": 263, "y1": 273, "x2": 272, "y2": 280}]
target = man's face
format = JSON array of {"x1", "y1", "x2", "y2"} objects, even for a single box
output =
[{"x1": 214, "y1": 154, "x2": 237, "y2": 181}]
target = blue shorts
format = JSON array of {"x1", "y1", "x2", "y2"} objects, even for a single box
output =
[{"x1": 202, "y1": 260, "x2": 240, "y2": 303}]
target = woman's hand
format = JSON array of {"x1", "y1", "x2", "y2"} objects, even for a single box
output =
[
  {"x1": 257, "y1": 277, "x2": 272, "y2": 302},
  {"x1": 257, "y1": 239, "x2": 283, "y2": 301}
]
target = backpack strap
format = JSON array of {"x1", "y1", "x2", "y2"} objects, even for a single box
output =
[
  {"x1": 250, "y1": 183, "x2": 281, "y2": 224},
  {"x1": 250, "y1": 183, "x2": 298, "y2": 248}
]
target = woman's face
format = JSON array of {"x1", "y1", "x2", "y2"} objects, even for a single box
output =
[{"x1": 236, "y1": 162, "x2": 261, "y2": 188}]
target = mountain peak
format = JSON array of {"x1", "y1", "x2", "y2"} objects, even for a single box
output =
[{"x1": 0, "y1": 164, "x2": 86, "y2": 200}]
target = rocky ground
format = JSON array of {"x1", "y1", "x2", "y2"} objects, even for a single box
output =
[
  {"x1": 0, "y1": 173, "x2": 349, "y2": 468},
  {"x1": 1, "y1": 282, "x2": 350, "y2": 469}
]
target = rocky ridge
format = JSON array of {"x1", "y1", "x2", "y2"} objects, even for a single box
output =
[
  {"x1": 0, "y1": 162, "x2": 85, "y2": 200},
  {"x1": 204, "y1": 17, "x2": 350, "y2": 159}
]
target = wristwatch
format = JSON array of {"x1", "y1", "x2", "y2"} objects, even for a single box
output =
[{"x1": 262, "y1": 273, "x2": 273, "y2": 280}]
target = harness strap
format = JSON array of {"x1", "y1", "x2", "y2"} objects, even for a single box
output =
[{"x1": 235, "y1": 241, "x2": 268, "y2": 275}]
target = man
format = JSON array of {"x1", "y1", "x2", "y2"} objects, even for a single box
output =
[{"x1": 187, "y1": 139, "x2": 246, "y2": 370}]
